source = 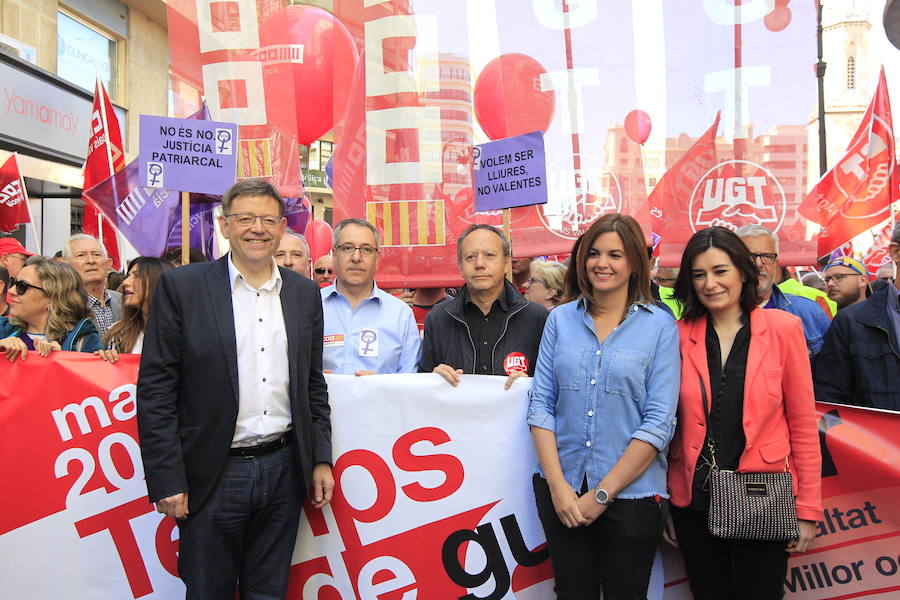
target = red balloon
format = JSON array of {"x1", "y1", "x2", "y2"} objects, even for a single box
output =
[
  {"x1": 624, "y1": 110, "x2": 652, "y2": 145},
  {"x1": 764, "y1": 4, "x2": 792, "y2": 32},
  {"x1": 259, "y1": 6, "x2": 358, "y2": 146},
  {"x1": 305, "y1": 219, "x2": 334, "y2": 262},
  {"x1": 474, "y1": 54, "x2": 555, "y2": 140}
]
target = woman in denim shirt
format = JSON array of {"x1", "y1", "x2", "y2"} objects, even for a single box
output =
[{"x1": 528, "y1": 214, "x2": 680, "y2": 599}]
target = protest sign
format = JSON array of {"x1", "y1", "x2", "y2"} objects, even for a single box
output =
[
  {"x1": 138, "y1": 115, "x2": 238, "y2": 195},
  {"x1": 474, "y1": 132, "x2": 547, "y2": 212},
  {"x1": 2, "y1": 356, "x2": 898, "y2": 599}
]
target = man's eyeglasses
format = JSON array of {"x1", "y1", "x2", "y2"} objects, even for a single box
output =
[
  {"x1": 335, "y1": 243, "x2": 378, "y2": 257},
  {"x1": 314, "y1": 267, "x2": 334, "y2": 275},
  {"x1": 8, "y1": 278, "x2": 46, "y2": 296},
  {"x1": 226, "y1": 213, "x2": 283, "y2": 228},
  {"x1": 749, "y1": 252, "x2": 778, "y2": 265},
  {"x1": 824, "y1": 273, "x2": 863, "y2": 285}
]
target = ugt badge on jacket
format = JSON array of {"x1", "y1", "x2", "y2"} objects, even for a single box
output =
[{"x1": 504, "y1": 352, "x2": 528, "y2": 375}]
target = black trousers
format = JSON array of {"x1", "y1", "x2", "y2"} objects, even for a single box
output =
[
  {"x1": 671, "y1": 505, "x2": 789, "y2": 600},
  {"x1": 533, "y1": 474, "x2": 664, "y2": 600}
]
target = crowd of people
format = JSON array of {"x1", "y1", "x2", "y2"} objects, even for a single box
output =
[{"x1": 0, "y1": 177, "x2": 897, "y2": 599}]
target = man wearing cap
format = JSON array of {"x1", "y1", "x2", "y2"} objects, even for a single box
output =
[
  {"x1": 0, "y1": 238, "x2": 33, "y2": 278},
  {"x1": 823, "y1": 256, "x2": 872, "y2": 311},
  {"x1": 736, "y1": 224, "x2": 831, "y2": 358},
  {"x1": 814, "y1": 222, "x2": 900, "y2": 411}
]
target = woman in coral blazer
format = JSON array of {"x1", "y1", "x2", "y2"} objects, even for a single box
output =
[{"x1": 666, "y1": 227, "x2": 821, "y2": 599}]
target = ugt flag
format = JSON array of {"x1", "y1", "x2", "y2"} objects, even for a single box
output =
[
  {"x1": 800, "y1": 68, "x2": 898, "y2": 257},
  {"x1": 83, "y1": 78, "x2": 126, "y2": 269},
  {"x1": 0, "y1": 154, "x2": 31, "y2": 234}
]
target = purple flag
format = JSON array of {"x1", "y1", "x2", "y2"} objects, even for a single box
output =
[{"x1": 83, "y1": 161, "x2": 183, "y2": 258}]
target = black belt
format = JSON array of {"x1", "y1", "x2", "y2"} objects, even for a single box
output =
[{"x1": 229, "y1": 434, "x2": 292, "y2": 458}]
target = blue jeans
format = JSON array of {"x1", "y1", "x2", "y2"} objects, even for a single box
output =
[{"x1": 177, "y1": 446, "x2": 302, "y2": 600}]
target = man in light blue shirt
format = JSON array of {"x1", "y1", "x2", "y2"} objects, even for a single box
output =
[{"x1": 321, "y1": 218, "x2": 420, "y2": 375}]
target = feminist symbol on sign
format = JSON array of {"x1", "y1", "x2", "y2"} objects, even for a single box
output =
[
  {"x1": 215, "y1": 128, "x2": 234, "y2": 155},
  {"x1": 147, "y1": 163, "x2": 164, "y2": 188},
  {"x1": 359, "y1": 329, "x2": 378, "y2": 357}
]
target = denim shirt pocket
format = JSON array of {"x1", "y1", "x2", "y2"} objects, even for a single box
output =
[
  {"x1": 555, "y1": 349, "x2": 584, "y2": 390},
  {"x1": 605, "y1": 348, "x2": 651, "y2": 399}
]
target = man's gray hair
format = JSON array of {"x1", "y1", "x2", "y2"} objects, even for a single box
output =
[
  {"x1": 332, "y1": 218, "x2": 380, "y2": 248},
  {"x1": 221, "y1": 178, "x2": 284, "y2": 216},
  {"x1": 284, "y1": 228, "x2": 310, "y2": 255},
  {"x1": 63, "y1": 233, "x2": 107, "y2": 259},
  {"x1": 734, "y1": 224, "x2": 779, "y2": 253},
  {"x1": 456, "y1": 224, "x2": 511, "y2": 263},
  {"x1": 892, "y1": 220, "x2": 900, "y2": 244}
]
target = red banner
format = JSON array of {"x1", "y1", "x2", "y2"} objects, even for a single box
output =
[
  {"x1": 6, "y1": 358, "x2": 896, "y2": 599},
  {"x1": 800, "y1": 69, "x2": 899, "y2": 258},
  {"x1": 0, "y1": 154, "x2": 31, "y2": 234},
  {"x1": 166, "y1": 0, "x2": 323, "y2": 198},
  {"x1": 165, "y1": 1, "x2": 820, "y2": 286}
]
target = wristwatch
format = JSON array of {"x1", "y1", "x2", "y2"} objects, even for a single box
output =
[{"x1": 594, "y1": 487, "x2": 614, "y2": 505}]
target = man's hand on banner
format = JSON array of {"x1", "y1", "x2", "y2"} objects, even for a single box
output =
[
  {"x1": 786, "y1": 519, "x2": 817, "y2": 553},
  {"x1": 504, "y1": 371, "x2": 528, "y2": 390},
  {"x1": 354, "y1": 370, "x2": 376, "y2": 376},
  {"x1": 433, "y1": 364, "x2": 464, "y2": 386},
  {"x1": 0, "y1": 335, "x2": 28, "y2": 361},
  {"x1": 311, "y1": 463, "x2": 334, "y2": 509},
  {"x1": 95, "y1": 348, "x2": 120, "y2": 363},
  {"x1": 155, "y1": 492, "x2": 189, "y2": 520}
]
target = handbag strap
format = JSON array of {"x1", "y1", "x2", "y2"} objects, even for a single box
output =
[{"x1": 699, "y1": 374, "x2": 719, "y2": 470}]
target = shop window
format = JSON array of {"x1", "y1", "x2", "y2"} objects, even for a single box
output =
[{"x1": 57, "y1": 12, "x2": 118, "y2": 96}]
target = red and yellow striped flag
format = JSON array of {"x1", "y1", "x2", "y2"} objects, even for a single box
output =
[
  {"x1": 238, "y1": 139, "x2": 273, "y2": 179},
  {"x1": 366, "y1": 200, "x2": 446, "y2": 247}
]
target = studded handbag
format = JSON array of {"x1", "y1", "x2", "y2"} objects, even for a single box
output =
[{"x1": 700, "y1": 375, "x2": 799, "y2": 541}]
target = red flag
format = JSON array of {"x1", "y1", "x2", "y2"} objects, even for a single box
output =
[
  {"x1": 799, "y1": 68, "x2": 899, "y2": 257},
  {"x1": 83, "y1": 79, "x2": 126, "y2": 269},
  {"x1": 648, "y1": 112, "x2": 721, "y2": 266},
  {"x1": 0, "y1": 154, "x2": 31, "y2": 234}
]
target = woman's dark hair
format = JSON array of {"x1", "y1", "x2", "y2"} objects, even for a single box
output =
[
  {"x1": 563, "y1": 213, "x2": 651, "y2": 310},
  {"x1": 105, "y1": 257, "x2": 173, "y2": 351},
  {"x1": 672, "y1": 227, "x2": 759, "y2": 321}
]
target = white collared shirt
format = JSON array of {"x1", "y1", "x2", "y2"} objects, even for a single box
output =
[{"x1": 227, "y1": 255, "x2": 291, "y2": 446}]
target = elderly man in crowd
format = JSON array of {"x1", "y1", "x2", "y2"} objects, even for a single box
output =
[
  {"x1": 321, "y1": 218, "x2": 420, "y2": 375},
  {"x1": 875, "y1": 263, "x2": 895, "y2": 283},
  {"x1": 64, "y1": 233, "x2": 121, "y2": 337},
  {"x1": 420, "y1": 224, "x2": 547, "y2": 389},
  {"x1": 815, "y1": 222, "x2": 900, "y2": 411},
  {"x1": 736, "y1": 224, "x2": 830, "y2": 358},
  {"x1": 823, "y1": 256, "x2": 872, "y2": 311},
  {"x1": 0, "y1": 237, "x2": 32, "y2": 278},
  {"x1": 274, "y1": 229, "x2": 311, "y2": 278}
]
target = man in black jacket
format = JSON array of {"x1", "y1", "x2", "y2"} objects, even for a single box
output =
[
  {"x1": 419, "y1": 224, "x2": 548, "y2": 389},
  {"x1": 814, "y1": 222, "x2": 900, "y2": 412}
]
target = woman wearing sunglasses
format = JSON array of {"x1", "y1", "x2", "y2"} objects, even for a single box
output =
[
  {"x1": 97, "y1": 257, "x2": 172, "y2": 362},
  {"x1": 0, "y1": 257, "x2": 101, "y2": 360}
]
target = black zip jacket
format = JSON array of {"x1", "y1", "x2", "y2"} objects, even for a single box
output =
[{"x1": 418, "y1": 280, "x2": 548, "y2": 376}]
